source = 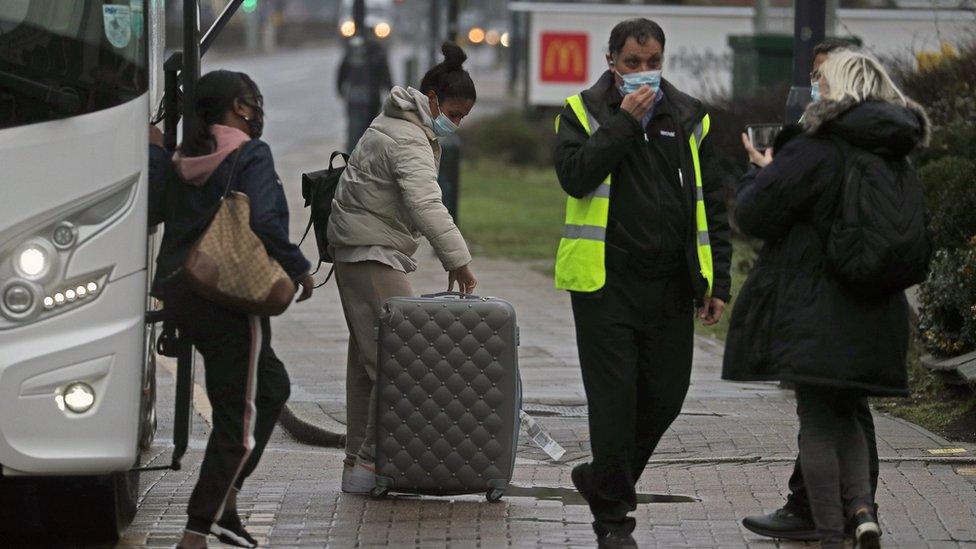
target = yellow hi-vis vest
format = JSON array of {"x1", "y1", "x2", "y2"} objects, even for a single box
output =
[{"x1": 554, "y1": 94, "x2": 715, "y2": 296}]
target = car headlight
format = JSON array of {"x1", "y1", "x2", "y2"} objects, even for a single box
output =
[{"x1": 0, "y1": 176, "x2": 136, "y2": 327}]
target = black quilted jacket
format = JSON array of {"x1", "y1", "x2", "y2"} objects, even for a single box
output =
[{"x1": 722, "y1": 98, "x2": 930, "y2": 396}]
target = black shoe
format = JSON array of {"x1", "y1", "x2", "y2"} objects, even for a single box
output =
[
  {"x1": 597, "y1": 531, "x2": 638, "y2": 548},
  {"x1": 742, "y1": 507, "x2": 818, "y2": 541},
  {"x1": 572, "y1": 463, "x2": 596, "y2": 504},
  {"x1": 852, "y1": 509, "x2": 881, "y2": 549},
  {"x1": 211, "y1": 513, "x2": 258, "y2": 548}
]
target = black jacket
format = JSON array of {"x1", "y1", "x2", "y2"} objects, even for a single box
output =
[
  {"x1": 722, "y1": 98, "x2": 931, "y2": 396},
  {"x1": 148, "y1": 139, "x2": 310, "y2": 297},
  {"x1": 553, "y1": 71, "x2": 733, "y2": 302}
]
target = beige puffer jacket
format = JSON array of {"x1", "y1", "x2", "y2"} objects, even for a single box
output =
[{"x1": 327, "y1": 86, "x2": 471, "y2": 271}]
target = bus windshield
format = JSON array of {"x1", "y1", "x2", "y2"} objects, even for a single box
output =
[{"x1": 0, "y1": 0, "x2": 148, "y2": 130}]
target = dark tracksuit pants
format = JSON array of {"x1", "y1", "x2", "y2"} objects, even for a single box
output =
[
  {"x1": 166, "y1": 284, "x2": 291, "y2": 535},
  {"x1": 571, "y1": 262, "x2": 695, "y2": 535},
  {"x1": 785, "y1": 398, "x2": 879, "y2": 518}
]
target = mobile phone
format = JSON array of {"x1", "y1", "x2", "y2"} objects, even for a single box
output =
[{"x1": 746, "y1": 124, "x2": 783, "y2": 153}]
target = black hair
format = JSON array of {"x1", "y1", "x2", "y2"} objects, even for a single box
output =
[
  {"x1": 419, "y1": 42, "x2": 476, "y2": 104},
  {"x1": 180, "y1": 69, "x2": 263, "y2": 157},
  {"x1": 814, "y1": 38, "x2": 857, "y2": 56},
  {"x1": 609, "y1": 18, "x2": 666, "y2": 56}
]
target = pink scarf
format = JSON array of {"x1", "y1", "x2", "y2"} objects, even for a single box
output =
[{"x1": 173, "y1": 124, "x2": 251, "y2": 186}]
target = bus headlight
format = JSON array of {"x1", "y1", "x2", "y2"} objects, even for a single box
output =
[
  {"x1": 58, "y1": 382, "x2": 96, "y2": 414},
  {"x1": 15, "y1": 243, "x2": 51, "y2": 279},
  {"x1": 0, "y1": 175, "x2": 136, "y2": 327},
  {"x1": 3, "y1": 283, "x2": 35, "y2": 315}
]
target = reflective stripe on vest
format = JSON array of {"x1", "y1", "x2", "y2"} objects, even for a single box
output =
[{"x1": 554, "y1": 94, "x2": 715, "y2": 297}]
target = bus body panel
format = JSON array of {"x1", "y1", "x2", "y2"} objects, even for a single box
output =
[
  {"x1": 0, "y1": 98, "x2": 148, "y2": 476},
  {"x1": 0, "y1": 98, "x2": 150, "y2": 283}
]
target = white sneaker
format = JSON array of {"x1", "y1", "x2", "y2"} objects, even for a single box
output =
[{"x1": 341, "y1": 458, "x2": 376, "y2": 494}]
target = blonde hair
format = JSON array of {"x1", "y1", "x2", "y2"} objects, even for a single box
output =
[{"x1": 819, "y1": 49, "x2": 907, "y2": 106}]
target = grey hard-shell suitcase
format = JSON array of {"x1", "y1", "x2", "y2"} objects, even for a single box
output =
[{"x1": 372, "y1": 292, "x2": 521, "y2": 502}]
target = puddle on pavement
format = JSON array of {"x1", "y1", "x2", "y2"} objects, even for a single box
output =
[{"x1": 505, "y1": 485, "x2": 699, "y2": 505}]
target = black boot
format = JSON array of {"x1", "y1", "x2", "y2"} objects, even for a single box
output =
[
  {"x1": 596, "y1": 531, "x2": 638, "y2": 548},
  {"x1": 852, "y1": 508, "x2": 881, "y2": 549},
  {"x1": 742, "y1": 507, "x2": 817, "y2": 541},
  {"x1": 211, "y1": 512, "x2": 258, "y2": 548}
]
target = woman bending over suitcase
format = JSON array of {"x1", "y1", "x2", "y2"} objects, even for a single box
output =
[
  {"x1": 326, "y1": 42, "x2": 478, "y2": 494},
  {"x1": 149, "y1": 70, "x2": 314, "y2": 548}
]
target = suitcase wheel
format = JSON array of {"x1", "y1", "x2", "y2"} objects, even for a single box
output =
[
  {"x1": 486, "y1": 488, "x2": 504, "y2": 503},
  {"x1": 370, "y1": 487, "x2": 389, "y2": 499}
]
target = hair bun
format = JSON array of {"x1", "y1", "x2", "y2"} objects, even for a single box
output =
[{"x1": 441, "y1": 42, "x2": 467, "y2": 70}]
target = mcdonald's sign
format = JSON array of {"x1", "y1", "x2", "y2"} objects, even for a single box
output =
[{"x1": 540, "y1": 32, "x2": 588, "y2": 83}]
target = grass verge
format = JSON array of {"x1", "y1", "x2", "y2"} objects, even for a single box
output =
[{"x1": 874, "y1": 347, "x2": 976, "y2": 442}]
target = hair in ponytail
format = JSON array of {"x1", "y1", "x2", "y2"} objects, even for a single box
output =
[
  {"x1": 179, "y1": 69, "x2": 263, "y2": 157},
  {"x1": 419, "y1": 42, "x2": 476, "y2": 103}
]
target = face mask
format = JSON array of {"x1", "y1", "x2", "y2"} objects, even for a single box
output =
[
  {"x1": 810, "y1": 81, "x2": 821, "y2": 103},
  {"x1": 616, "y1": 69, "x2": 662, "y2": 95},
  {"x1": 432, "y1": 99, "x2": 458, "y2": 137}
]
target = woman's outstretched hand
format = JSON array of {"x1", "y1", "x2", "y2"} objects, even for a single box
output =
[
  {"x1": 448, "y1": 264, "x2": 478, "y2": 294},
  {"x1": 296, "y1": 274, "x2": 314, "y2": 302},
  {"x1": 741, "y1": 132, "x2": 773, "y2": 168}
]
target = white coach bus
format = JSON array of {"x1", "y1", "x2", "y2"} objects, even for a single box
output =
[{"x1": 0, "y1": 0, "x2": 176, "y2": 541}]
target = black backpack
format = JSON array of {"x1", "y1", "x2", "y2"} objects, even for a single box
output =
[
  {"x1": 300, "y1": 151, "x2": 349, "y2": 284},
  {"x1": 825, "y1": 138, "x2": 932, "y2": 296}
]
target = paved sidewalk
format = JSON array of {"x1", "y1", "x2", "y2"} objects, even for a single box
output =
[{"x1": 240, "y1": 139, "x2": 976, "y2": 547}]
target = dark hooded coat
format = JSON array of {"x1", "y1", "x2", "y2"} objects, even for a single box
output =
[{"x1": 722, "y1": 97, "x2": 931, "y2": 396}]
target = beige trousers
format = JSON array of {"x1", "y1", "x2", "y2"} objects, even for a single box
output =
[{"x1": 335, "y1": 260, "x2": 413, "y2": 466}]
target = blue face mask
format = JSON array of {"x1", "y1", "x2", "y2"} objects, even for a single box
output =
[
  {"x1": 810, "y1": 81, "x2": 822, "y2": 103},
  {"x1": 616, "y1": 69, "x2": 662, "y2": 95},
  {"x1": 432, "y1": 99, "x2": 458, "y2": 137}
]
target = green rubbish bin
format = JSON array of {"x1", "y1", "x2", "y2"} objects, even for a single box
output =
[{"x1": 728, "y1": 34, "x2": 794, "y2": 101}]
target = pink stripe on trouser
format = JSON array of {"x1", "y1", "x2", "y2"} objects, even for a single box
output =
[{"x1": 212, "y1": 314, "x2": 261, "y2": 521}]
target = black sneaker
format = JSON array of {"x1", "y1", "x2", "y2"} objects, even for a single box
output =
[
  {"x1": 742, "y1": 507, "x2": 818, "y2": 541},
  {"x1": 571, "y1": 463, "x2": 596, "y2": 504},
  {"x1": 597, "y1": 531, "x2": 638, "y2": 548},
  {"x1": 852, "y1": 509, "x2": 881, "y2": 549},
  {"x1": 211, "y1": 513, "x2": 258, "y2": 548}
]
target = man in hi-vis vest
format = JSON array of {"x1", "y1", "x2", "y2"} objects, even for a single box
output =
[{"x1": 553, "y1": 18, "x2": 732, "y2": 547}]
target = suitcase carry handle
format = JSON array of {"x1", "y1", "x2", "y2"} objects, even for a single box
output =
[{"x1": 421, "y1": 291, "x2": 483, "y2": 300}]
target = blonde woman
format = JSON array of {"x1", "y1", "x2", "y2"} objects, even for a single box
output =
[{"x1": 724, "y1": 50, "x2": 931, "y2": 548}]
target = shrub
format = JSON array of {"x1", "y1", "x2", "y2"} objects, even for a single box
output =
[
  {"x1": 889, "y1": 37, "x2": 976, "y2": 130},
  {"x1": 918, "y1": 238, "x2": 976, "y2": 358},
  {"x1": 918, "y1": 155, "x2": 976, "y2": 250},
  {"x1": 459, "y1": 109, "x2": 557, "y2": 167}
]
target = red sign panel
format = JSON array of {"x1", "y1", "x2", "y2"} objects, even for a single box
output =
[{"x1": 540, "y1": 32, "x2": 588, "y2": 83}]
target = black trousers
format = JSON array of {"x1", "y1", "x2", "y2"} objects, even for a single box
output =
[
  {"x1": 166, "y1": 284, "x2": 291, "y2": 535},
  {"x1": 785, "y1": 397, "x2": 879, "y2": 516},
  {"x1": 792, "y1": 387, "x2": 874, "y2": 547},
  {"x1": 571, "y1": 268, "x2": 695, "y2": 535}
]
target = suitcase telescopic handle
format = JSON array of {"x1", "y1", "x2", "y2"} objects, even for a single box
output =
[{"x1": 421, "y1": 291, "x2": 483, "y2": 300}]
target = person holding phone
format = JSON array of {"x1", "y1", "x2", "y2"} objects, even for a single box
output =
[
  {"x1": 724, "y1": 49, "x2": 930, "y2": 548},
  {"x1": 553, "y1": 18, "x2": 732, "y2": 547},
  {"x1": 327, "y1": 42, "x2": 478, "y2": 495}
]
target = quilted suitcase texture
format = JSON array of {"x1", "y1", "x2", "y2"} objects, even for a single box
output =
[{"x1": 373, "y1": 292, "x2": 521, "y2": 501}]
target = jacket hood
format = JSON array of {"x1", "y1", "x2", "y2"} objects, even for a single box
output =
[
  {"x1": 173, "y1": 124, "x2": 251, "y2": 186},
  {"x1": 581, "y1": 70, "x2": 705, "y2": 134},
  {"x1": 383, "y1": 86, "x2": 437, "y2": 140},
  {"x1": 803, "y1": 97, "x2": 930, "y2": 157}
]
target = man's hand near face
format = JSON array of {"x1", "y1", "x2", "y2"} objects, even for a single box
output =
[{"x1": 620, "y1": 85, "x2": 655, "y2": 122}]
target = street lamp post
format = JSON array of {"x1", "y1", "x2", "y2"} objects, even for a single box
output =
[{"x1": 786, "y1": 0, "x2": 826, "y2": 122}]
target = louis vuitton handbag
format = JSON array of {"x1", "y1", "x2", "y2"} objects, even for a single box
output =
[{"x1": 183, "y1": 149, "x2": 296, "y2": 316}]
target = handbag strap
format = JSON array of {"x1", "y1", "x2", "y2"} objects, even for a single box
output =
[{"x1": 220, "y1": 145, "x2": 246, "y2": 199}]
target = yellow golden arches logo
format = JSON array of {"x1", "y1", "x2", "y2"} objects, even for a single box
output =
[{"x1": 541, "y1": 33, "x2": 588, "y2": 83}]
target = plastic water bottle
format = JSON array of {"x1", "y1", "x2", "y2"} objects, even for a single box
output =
[{"x1": 519, "y1": 411, "x2": 566, "y2": 461}]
